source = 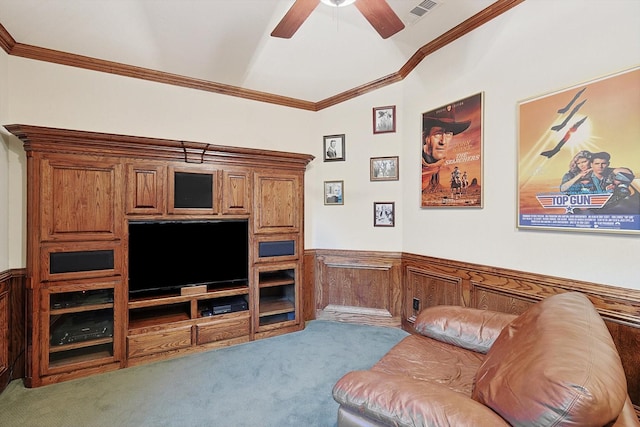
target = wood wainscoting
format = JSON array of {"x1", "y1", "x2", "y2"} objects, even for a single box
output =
[
  {"x1": 305, "y1": 249, "x2": 640, "y2": 415},
  {"x1": 0, "y1": 269, "x2": 26, "y2": 394},
  {"x1": 309, "y1": 250, "x2": 402, "y2": 328}
]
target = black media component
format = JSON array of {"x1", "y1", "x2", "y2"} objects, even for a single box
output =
[
  {"x1": 209, "y1": 295, "x2": 248, "y2": 315},
  {"x1": 128, "y1": 219, "x2": 249, "y2": 297},
  {"x1": 50, "y1": 250, "x2": 114, "y2": 274},
  {"x1": 174, "y1": 172, "x2": 213, "y2": 208},
  {"x1": 258, "y1": 240, "x2": 295, "y2": 258},
  {"x1": 51, "y1": 289, "x2": 114, "y2": 310},
  {"x1": 50, "y1": 312, "x2": 113, "y2": 346},
  {"x1": 199, "y1": 295, "x2": 248, "y2": 316}
]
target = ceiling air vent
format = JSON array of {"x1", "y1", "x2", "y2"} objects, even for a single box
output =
[{"x1": 410, "y1": 0, "x2": 440, "y2": 18}]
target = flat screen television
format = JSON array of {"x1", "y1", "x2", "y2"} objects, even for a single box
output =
[{"x1": 128, "y1": 219, "x2": 249, "y2": 297}]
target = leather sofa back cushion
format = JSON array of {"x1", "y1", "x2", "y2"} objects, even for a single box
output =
[
  {"x1": 472, "y1": 292, "x2": 628, "y2": 427},
  {"x1": 414, "y1": 306, "x2": 517, "y2": 354}
]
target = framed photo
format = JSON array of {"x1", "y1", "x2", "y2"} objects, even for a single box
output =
[
  {"x1": 324, "y1": 180, "x2": 344, "y2": 205},
  {"x1": 517, "y1": 66, "x2": 640, "y2": 234},
  {"x1": 374, "y1": 202, "x2": 395, "y2": 227},
  {"x1": 370, "y1": 156, "x2": 399, "y2": 181},
  {"x1": 373, "y1": 105, "x2": 396, "y2": 134},
  {"x1": 421, "y1": 92, "x2": 483, "y2": 208},
  {"x1": 323, "y1": 134, "x2": 345, "y2": 161}
]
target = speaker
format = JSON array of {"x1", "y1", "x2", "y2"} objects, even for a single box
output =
[
  {"x1": 50, "y1": 250, "x2": 115, "y2": 274},
  {"x1": 258, "y1": 240, "x2": 295, "y2": 258},
  {"x1": 174, "y1": 172, "x2": 213, "y2": 208}
]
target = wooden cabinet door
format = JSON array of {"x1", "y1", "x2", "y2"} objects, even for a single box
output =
[
  {"x1": 221, "y1": 168, "x2": 251, "y2": 215},
  {"x1": 253, "y1": 172, "x2": 301, "y2": 234},
  {"x1": 40, "y1": 157, "x2": 123, "y2": 242},
  {"x1": 126, "y1": 163, "x2": 166, "y2": 215},
  {"x1": 40, "y1": 279, "x2": 121, "y2": 377}
]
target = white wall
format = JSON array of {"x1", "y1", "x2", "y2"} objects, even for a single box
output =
[
  {"x1": 2, "y1": 0, "x2": 639, "y2": 289},
  {"x1": 307, "y1": 83, "x2": 405, "y2": 251},
  {"x1": 399, "y1": 0, "x2": 639, "y2": 289},
  {"x1": 312, "y1": 0, "x2": 640, "y2": 289}
]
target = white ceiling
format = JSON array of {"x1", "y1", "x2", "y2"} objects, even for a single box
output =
[{"x1": 0, "y1": 0, "x2": 496, "y2": 101}]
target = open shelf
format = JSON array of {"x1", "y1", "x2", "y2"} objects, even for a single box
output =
[
  {"x1": 259, "y1": 297, "x2": 294, "y2": 317},
  {"x1": 49, "y1": 346, "x2": 114, "y2": 369},
  {"x1": 259, "y1": 312, "x2": 296, "y2": 326},
  {"x1": 50, "y1": 288, "x2": 114, "y2": 312},
  {"x1": 128, "y1": 291, "x2": 251, "y2": 330},
  {"x1": 258, "y1": 270, "x2": 295, "y2": 288},
  {"x1": 49, "y1": 337, "x2": 114, "y2": 353},
  {"x1": 257, "y1": 267, "x2": 296, "y2": 328},
  {"x1": 128, "y1": 284, "x2": 249, "y2": 309},
  {"x1": 48, "y1": 297, "x2": 114, "y2": 369},
  {"x1": 129, "y1": 303, "x2": 191, "y2": 330},
  {"x1": 51, "y1": 303, "x2": 114, "y2": 316}
]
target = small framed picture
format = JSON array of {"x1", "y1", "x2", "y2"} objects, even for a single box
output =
[
  {"x1": 324, "y1": 180, "x2": 344, "y2": 205},
  {"x1": 323, "y1": 134, "x2": 346, "y2": 161},
  {"x1": 374, "y1": 202, "x2": 395, "y2": 227},
  {"x1": 373, "y1": 105, "x2": 396, "y2": 134},
  {"x1": 370, "y1": 156, "x2": 399, "y2": 181}
]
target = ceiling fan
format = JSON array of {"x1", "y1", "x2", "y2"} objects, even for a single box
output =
[{"x1": 271, "y1": 0, "x2": 405, "y2": 39}]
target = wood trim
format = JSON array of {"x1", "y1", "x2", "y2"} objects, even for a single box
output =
[
  {"x1": 302, "y1": 251, "x2": 316, "y2": 322},
  {"x1": 0, "y1": 0, "x2": 525, "y2": 110},
  {"x1": 0, "y1": 269, "x2": 26, "y2": 395},
  {"x1": 312, "y1": 249, "x2": 402, "y2": 326},
  {"x1": 6, "y1": 124, "x2": 314, "y2": 169},
  {"x1": 0, "y1": 22, "x2": 15, "y2": 53},
  {"x1": 401, "y1": 252, "x2": 640, "y2": 320},
  {"x1": 398, "y1": 0, "x2": 525, "y2": 78},
  {"x1": 6, "y1": 42, "x2": 316, "y2": 111}
]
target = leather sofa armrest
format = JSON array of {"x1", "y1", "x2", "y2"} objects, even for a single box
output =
[
  {"x1": 332, "y1": 370, "x2": 510, "y2": 427},
  {"x1": 414, "y1": 305, "x2": 517, "y2": 353}
]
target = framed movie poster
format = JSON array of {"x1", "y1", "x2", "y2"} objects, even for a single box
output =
[
  {"x1": 518, "y1": 66, "x2": 640, "y2": 234},
  {"x1": 421, "y1": 92, "x2": 483, "y2": 208}
]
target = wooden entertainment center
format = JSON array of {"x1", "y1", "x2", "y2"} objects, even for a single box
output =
[{"x1": 6, "y1": 124, "x2": 314, "y2": 387}]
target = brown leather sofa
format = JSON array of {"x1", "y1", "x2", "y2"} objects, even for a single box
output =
[{"x1": 332, "y1": 292, "x2": 640, "y2": 427}]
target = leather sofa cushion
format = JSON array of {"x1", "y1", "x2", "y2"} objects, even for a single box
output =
[
  {"x1": 333, "y1": 370, "x2": 510, "y2": 427},
  {"x1": 414, "y1": 305, "x2": 517, "y2": 354},
  {"x1": 472, "y1": 292, "x2": 628, "y2": 427},
  {"x1": 371, "y1": 334, "x2": 484, "y2": 395}
]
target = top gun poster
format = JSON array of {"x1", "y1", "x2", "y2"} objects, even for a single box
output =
[{"x1": 518, "y1": 66, "x2": 640, "y2": 234}]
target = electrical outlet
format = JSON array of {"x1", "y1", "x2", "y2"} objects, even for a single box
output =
[{"x1": 412, "y1": 297, "x2": 420, "y2": 311}]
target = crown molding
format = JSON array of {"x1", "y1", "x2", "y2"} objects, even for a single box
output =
[{"x1": 0, "y1": 0, "x2": 524, "y2": 111}]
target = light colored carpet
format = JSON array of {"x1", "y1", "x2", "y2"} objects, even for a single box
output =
[{"x1": 0, "y1": 320, "x2": 409, "y2": 427}]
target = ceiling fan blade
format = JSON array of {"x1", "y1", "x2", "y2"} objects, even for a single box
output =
[
  {"x1": 271, "y1": 0, "x2": 321, "y2": 38},
  {"x1": 354, "y1": 0, "x2": 405, "y2": 39}
]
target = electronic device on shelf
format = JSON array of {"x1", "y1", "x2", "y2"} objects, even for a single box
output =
[
  {"x1": 50, "y1": 314, "x2": 113, "y2": 346},
  {"x1": 51, "y1": 289, "x2": 114, "y2": 310},
  {"x1": 200, "y1": 295, "x2": 248, "y2": 317}
]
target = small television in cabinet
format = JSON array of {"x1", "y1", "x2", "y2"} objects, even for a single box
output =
[{"x1": 128, "y1": 219, "x2": 249, "y2": 297}]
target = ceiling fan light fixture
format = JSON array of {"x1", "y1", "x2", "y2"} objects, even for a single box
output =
[{"x1": 320, "y1": 0, "x2": 356, "y2": 7}]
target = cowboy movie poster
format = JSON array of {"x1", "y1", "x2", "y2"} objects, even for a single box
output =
[
  {"x1": 518, "y1": 66, "x2": 640, "y2": 234},
  {"x1": 421, "y1": 92, "x2": 483, "y2": 208}
]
